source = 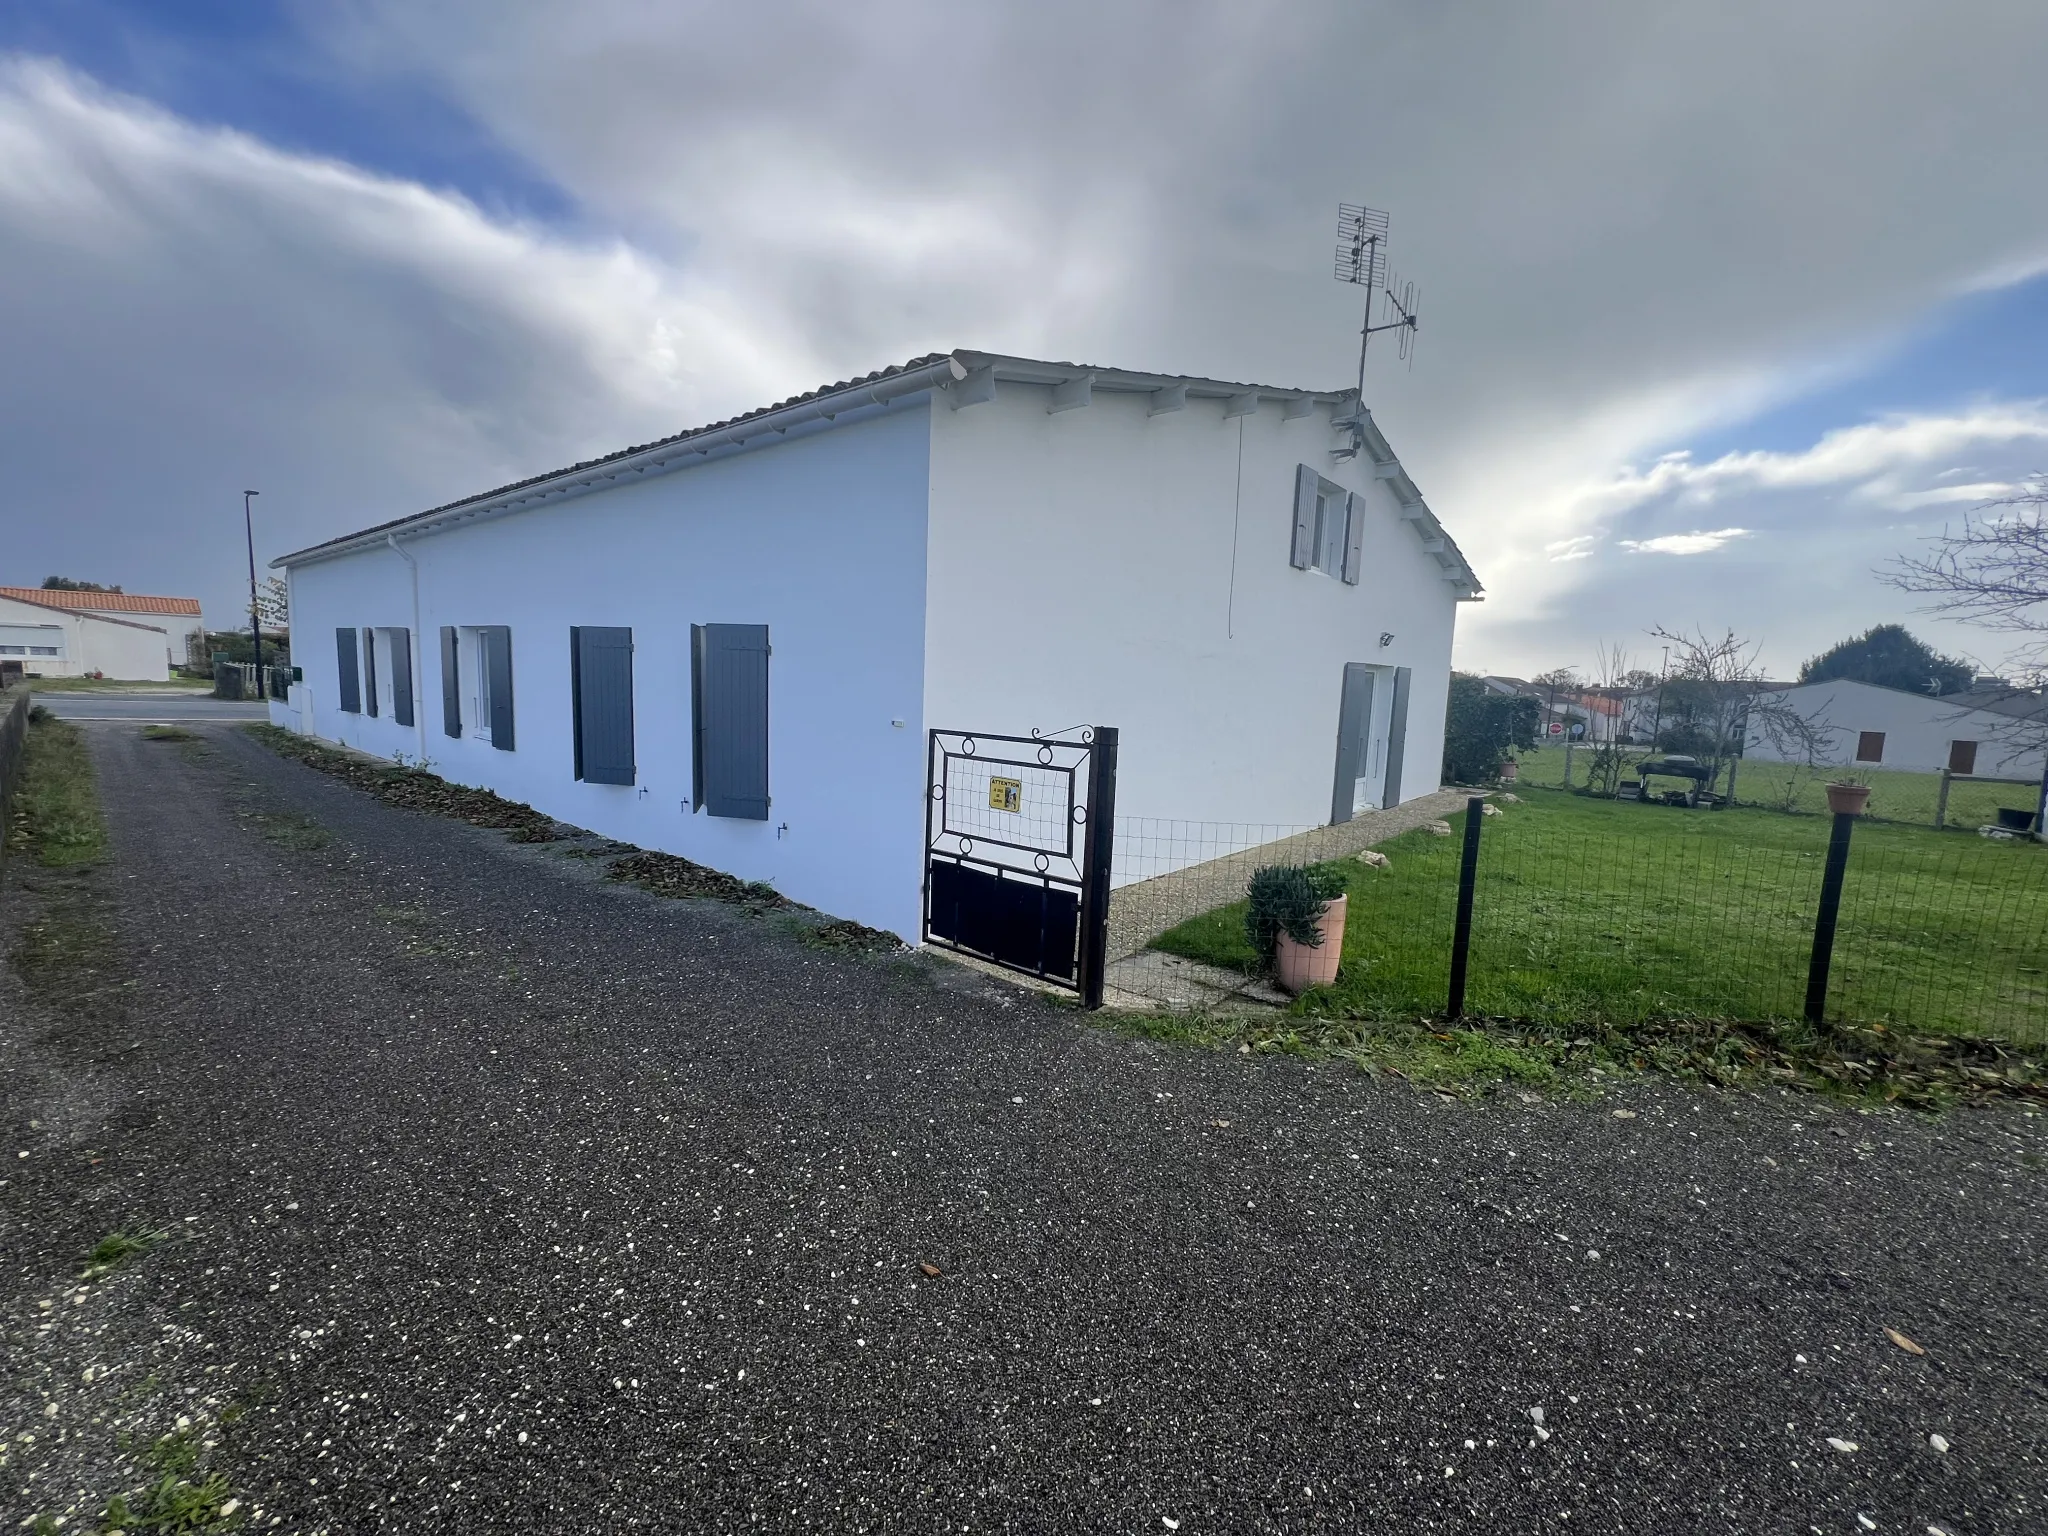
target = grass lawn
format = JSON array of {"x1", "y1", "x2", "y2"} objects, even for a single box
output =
[
  {"x1": 1152, "y1": 786, "x2": 2048, "y2": 1043},
  {"x1": 9, "y1": 711, "x2": 109, "y2": 866},
  {"x1": 1515, "y1": 744, "x2": 2043, "y2": 830}
]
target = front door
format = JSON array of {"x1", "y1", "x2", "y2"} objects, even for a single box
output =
[{"x1": 1331, "y1": 663, "x2": 1384, "y2": 824}]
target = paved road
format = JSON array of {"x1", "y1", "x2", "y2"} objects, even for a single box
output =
[
  {"x1": 31, "y1": 690, "x2": 268, "y2": 722},
  {"x1": 1, "y1": 721, "x2": 2041, "y2": 1533}
]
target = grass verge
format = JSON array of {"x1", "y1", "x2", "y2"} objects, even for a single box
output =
[
  {"x1": 1100, "y1": 1005, "x2": 2046, "y2": 1108},
  {"x1": 10, "y1": 712, "x2": 109, "y2": 867},
  {"x1": 142, "y1": 724, "x2": 199, "y2": 742}
]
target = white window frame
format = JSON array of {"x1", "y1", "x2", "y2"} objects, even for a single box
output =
[{"x1": 457, "y1": 625, "x2": 494, "y2": 743}]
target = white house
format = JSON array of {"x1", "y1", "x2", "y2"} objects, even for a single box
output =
[
  {"x1": 0, "y1": 589, "x2": 176, "y2": 680},
  {"x1": 272, "y1": 351, "x2": 1481, "y2": 942},
  {"x1": 1746, "y1": 678, "x2": 2048, "y2": 780}
]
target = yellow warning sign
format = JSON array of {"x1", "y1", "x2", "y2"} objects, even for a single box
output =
[{"x1": 988, "y1": 777, "x2": 1022, "y2": 813}]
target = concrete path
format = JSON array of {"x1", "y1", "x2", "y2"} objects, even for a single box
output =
[{"x1": 1, "y1": 720, "x2": 2041, "y2": 1533}]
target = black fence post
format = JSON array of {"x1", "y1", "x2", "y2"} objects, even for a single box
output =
[
  {"x1": 1446, "y1": 795, "x2": 1485, "y2": 1019},
  {"x1": 1077, "y1": 725, "x2": 1120, "y2": 1010},
  {"x1": 1803, "y1": 810, "x2": 1857, "y2": 1025}
]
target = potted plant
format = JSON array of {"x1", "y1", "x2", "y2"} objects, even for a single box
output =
[
  {"x1": 1245, "y1": 864, "x2": 1350, "y2": 993},
  {"x1": 1823, "y1": 771, "x2": 1871, "y2": 817},
  {"x1": 1499, "y1": 756, "x2": 1520, "y2": 784}
]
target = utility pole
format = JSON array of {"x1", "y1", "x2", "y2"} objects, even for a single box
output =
[{"x1": 244, "y1": 490, "x2": 263, "y2": 692}]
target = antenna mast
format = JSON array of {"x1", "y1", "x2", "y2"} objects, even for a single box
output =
[{"x1": 1335, "y1": 202, "x2": 1421, "y2": 403}]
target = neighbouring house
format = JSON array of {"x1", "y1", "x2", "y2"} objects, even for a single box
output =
[
  {"x1": 0, "y1": 587, "x2": 202, "y2": 676},
  {"x1": 0, "y1": 589, "x2": 177, "y2": 680},
  {"x1": 1745, "y1": 678, "x2": 2048, "y2": 780},
  {"x1": 1482, "y1": 676, "x2": 1624, "y2": 745},
  {"x1": 271, "y1": 350, "x2": 1482, "y2": 941}
]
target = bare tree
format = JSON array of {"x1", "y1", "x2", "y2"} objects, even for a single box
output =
[
  {"x1": 1647, "y1": 626, "x2": 1831, "y2": 803},
  {"x1": 1886, "y1": 476, "x2": 2048, "y2": 671}
]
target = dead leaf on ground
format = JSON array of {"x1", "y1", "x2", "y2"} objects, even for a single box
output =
[
  {"x1": 918, "y1": 1262, "x2": 942, "y2": 1278},
  {"x1": 1884, "y1": 1327, "x2": 1927, "y2": 1356}
]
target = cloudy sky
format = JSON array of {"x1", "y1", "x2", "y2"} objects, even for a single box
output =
[{"x1": 3, "y1": 0, "x2": 2046, "y2": 679}]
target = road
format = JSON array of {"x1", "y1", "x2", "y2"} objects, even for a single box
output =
[
  {"x1": 32, "y1": 690, "x2": 268, "y2": 722},
  {"x1": 0, "y1": 718, "x2": 2040, "y2": 1533}
]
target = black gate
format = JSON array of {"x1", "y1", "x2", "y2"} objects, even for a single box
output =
[{"x1": 923, "y1": 725, "x2": 1118, "y2": 1007}]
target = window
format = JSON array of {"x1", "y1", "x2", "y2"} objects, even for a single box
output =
[
  {"x1": 336, "y1": 627, "x2": 362, "y2": 714},
  {"x1": 442, "y1": 626, "x2": 515, "y2": 749},
  {"x1": 571, "y1": 626, "x2": 635, "y2": 785},
  {"x1": 1948, "y1": 739, "x2": 1978, "y2": 775},
  {"x1": 1855, "y1": 730, "x2": 1885, "y2": 764},
  {"x1": 1291, "y1": 464, "x2": 1364, "y2": 583},
  {"x1": 691, "y1": 624, "x2": 770, "y2": 819}
]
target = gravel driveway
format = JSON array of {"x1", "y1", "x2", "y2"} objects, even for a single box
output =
[{"x1": 2, "y1": 721, "x2": 2042, "y2": 1533}]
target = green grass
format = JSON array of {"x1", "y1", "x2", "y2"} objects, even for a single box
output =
[
  {"x1": 102, "y1": 1427, "x2": 240, "y2": 1532},
  {"x1": 1515, "y1": 744, "x2": 2042, "y2": 830},
  {"x1": 11, "y1": 712, "x2": 108, "y2": 866},
  {"x1": 142, "y1": 724, "x2": 199, "y2": 742},
  {"x1": 1153, "y1": 787, "x2": 2048, "y2": 1043},
  {"x1": 84, "y1": 1228, "x2": 160, "y2": 1279}
]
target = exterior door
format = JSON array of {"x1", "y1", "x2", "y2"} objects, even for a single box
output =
[
  {"x1": 1331, "y1": 663, "x2": 1382, "y2": 824},
  {"x1": 1948, "y1": 739, "x2": 1978, "y2": 774}
]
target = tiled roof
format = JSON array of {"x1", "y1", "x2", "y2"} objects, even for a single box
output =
[
  {"x1": 282, "y1": 354, "x2": 956, "y2": 561},
  {"x1": 0, "y1": 588, "x2": 201, "y2": 615}
]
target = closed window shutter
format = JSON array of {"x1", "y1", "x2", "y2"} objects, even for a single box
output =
[
  {"x1": 485, "y1": 627, "x2": 516, "y2": 750},
  {"x1": 1341, "y1": 490, "x2": 1366, "y2": 584},
  {"x1": 1292, "y1": 464, "x2": 1318, "y2": 569},
  {"x1": 700, "y1": 623, "x2": 770, "y2": 819},
  {"x1": 1383, "y1": 666, "x2": 1412, "y2": 805},
  {"x1": 390, "y1": 628, "x2": 414, "y2": 727},
  {"x1": 571, "y1": 626, "x2": 635, "y2": 785},
  {"x1": 440, "y1": 627, "x2": 461, "y2": 737},
  {"x1": 362, "y1": 627, "x2": 378, "y2": 717},
  {"x1": 689, "y1": 624, "x2": 707, "y2": 811},
  {"x1": 335, "y1": 628, "x2": 361, "y2": 713}
]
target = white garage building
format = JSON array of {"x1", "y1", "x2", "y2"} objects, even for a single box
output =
[
  {"x1": 272, "y1": 351, "x2": 1481, "y2": 944},
  {"x1": 1746, "y1": 678, "x2": 2048, "y2": 779}
]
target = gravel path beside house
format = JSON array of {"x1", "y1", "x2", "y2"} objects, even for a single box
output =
[{"x1": 1, "y1": 721, "x2": 2042, "y2": 1533}]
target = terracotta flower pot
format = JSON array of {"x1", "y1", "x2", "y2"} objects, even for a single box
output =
[
  {"x1": 1499, "y1": 759, "x2": 1520, "y2": 783},
  {"x1": 1824, "y1": 781, "x2": 1871, "y2": 816},
  {"x1": 1273, "y1": 893, "x2": 1347, "y2": 994}
]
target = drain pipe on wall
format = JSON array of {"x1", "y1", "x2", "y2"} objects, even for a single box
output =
[{"x1": 387, "y1": 534, "x2": 428, "y2": 764}]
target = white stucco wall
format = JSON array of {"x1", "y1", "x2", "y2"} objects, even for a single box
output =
[
  {"x1": 0, "y1": 596, "x2": 169, "y2": 679},
  {"x1": 287, "y1": 401, "x2": 934, "y2": 938},
  {"x1": 1747, "y1": 680, "x2": 2048, "y2": 778},
  {"x1": 924, "y1": 384, "x2": 1464, "y2": 857}
]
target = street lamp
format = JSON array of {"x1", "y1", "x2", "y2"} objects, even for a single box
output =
[{"x1": 243, "y1": 490, "x2": 263, "y2": 691}]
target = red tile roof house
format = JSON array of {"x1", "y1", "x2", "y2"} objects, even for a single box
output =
[{"x1": 0, "y1": 588, "x2": 201, "y2": 680}]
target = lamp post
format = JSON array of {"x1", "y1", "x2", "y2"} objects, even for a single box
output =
[{"x1": 243, "y1": 490, "x2": 263, "y2": 692}]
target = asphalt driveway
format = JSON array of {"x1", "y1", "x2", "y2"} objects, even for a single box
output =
[{"x1": 1, "y1": 720, "x2": 2041, "y2": 1533}]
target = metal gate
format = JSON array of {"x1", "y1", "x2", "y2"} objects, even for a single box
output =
[{"x1": 923, "y1": 725, "x2": 1118, "y2": 1007}]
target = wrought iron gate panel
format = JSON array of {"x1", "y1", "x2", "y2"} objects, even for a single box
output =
[{"x1": 923, "y1": 726, "x2": 1118, "y2": 1006}]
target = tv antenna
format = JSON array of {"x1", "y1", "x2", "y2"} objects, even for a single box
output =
[{"x1": 1335, "y1": 202, "x2": 1420, "y2": 400}]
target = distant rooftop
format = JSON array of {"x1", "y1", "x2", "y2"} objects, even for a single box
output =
[{"x1": 0, "y1": 587, "x2": 201, "y2": 616}]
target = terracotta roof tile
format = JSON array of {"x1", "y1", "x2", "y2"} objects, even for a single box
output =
[{"x1": 0, "y1": 588, "x2": 201, "y2": 615}]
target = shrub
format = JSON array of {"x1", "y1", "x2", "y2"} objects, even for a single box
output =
[{"x1": 1244, "y1": 864, "x2": 1348, "y2": 964}]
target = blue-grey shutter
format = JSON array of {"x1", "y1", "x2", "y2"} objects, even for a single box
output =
[
  {"x1": 689, "y1": 624, "x2": 707, "y2": 811},
  {"x1": 335, "y1": 628, "x2": 361, "y2": 714},
  {"x1": 362, "y1": 627, "x2": 378, "y2": 717},
  {"x1": 1383, "y1": 666, "x2": 1413, "y2": 806},
  {"x1": 571, "y1": 626, "x2": 634, "y2": 785},
  {"x1": 485, "y1": 627, "x2": 515, "y2": 751},
  {"x1": 1292, "y1": 464, "x2": 1318, "y2": 569},
  {"x1": 1341, "y1": 490, "x2": 1366, "y2": 584},
  {"x1": 390, "y1": 628, "x2": 415, "y2": 728},
  {"x1": 440, "y1": 627, "x2": 461, "y2": 737},
  {"x1": 699, "y1": 623, "x2": 770, "y2": 820}
]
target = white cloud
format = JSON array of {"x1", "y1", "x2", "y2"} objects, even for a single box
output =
[
  {"x1": 1618, "y1": 528, "x2": 1752, "y2": 556},
  {"x1": 1579, "y1": 404, "x2": 2048, "y2": 522},
  {"x1": 1545, "y1": 534, "x2": 1598, "y2": 562}
]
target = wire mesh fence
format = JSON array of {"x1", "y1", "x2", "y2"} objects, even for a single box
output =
[
  {"x1": 1515, "y1": 744, "x2": 2045, "y2": 832},
  {"x1": 1129, "y1": 786, "x2": 2048, "y2": 1045}
]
